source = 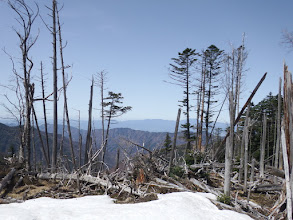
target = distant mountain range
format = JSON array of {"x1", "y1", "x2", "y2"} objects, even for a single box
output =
[
  {"x1": 1, "y1": 119, "x2": 228, "y2": 133},
  {"x1": 0, "y1": 123, "x2": 185, "y2": 168},
  {"x1": 39, "y1": 124, "x2": 185, "y2": 168},
  {"x1": 71, "y1": 119, "x2": 228, "y2": 133},
  {"x1": 0, "y1": 118, "x2": 224, "y2": 168}
]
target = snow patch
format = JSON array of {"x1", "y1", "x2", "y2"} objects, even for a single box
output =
[{"x1": 0, "y1": 192, "x2": 252, "y2": 220}]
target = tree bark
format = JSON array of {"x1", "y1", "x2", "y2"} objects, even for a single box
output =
[
  {"x1": 40, "y1": 62, "x2": 50, "y2": 165},
  {"x1": 168, "y1": 108, "x2": 181, "y2": 175},
  {"x1": 198, "y1": 61, "x2": 206, "y2": 152},
  {"x1": 51, "y1": 0, "x2": 58, "y2": 173},
  {"x1": 239, "y1": 103, "x2": 250, "y2": 183},
  {"x1": 281, "y1": 125, "x2": 292, "y2": 220},
  {"x1": 84, "y1": 78, "x2": 94, "y2": 165},
  {"x1": 56, "y1": 6, "x2": 76, "y2": 170},
  {"x1": 260, "y1": 113, "x2": 267, "y2": 178},
  {"x1": 224, "y1": 92, "x2": 234, "y2": 197},
  {"x1": 243, "y1": 117, "x2": 250, "y2": 193},
  {"x1": 115, "y1": 148, "x2": 120, "y2": 170},
  {"x1": 0, "y1": 168, "x2": 16, "y2": 193}
]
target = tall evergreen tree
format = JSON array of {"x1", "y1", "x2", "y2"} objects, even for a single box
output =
[
  {"x1": 203, "y1": 45, "x2": 224, "y2": 147},
  {"x1": 168, "y1": 48, "x2": 198, "y2": 153}
]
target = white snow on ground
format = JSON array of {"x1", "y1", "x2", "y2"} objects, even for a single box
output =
[{"x1": 0, "y1": 192, "x2": 252, "y2": 220}]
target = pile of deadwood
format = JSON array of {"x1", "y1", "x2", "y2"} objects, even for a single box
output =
[{"x1": 0, "y1": 153, "x2": 289, "y2": 219}]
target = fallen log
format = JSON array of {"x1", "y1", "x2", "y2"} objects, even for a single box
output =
[
  {"x1": 38, "y1": 172, "x2": 143, "y2": 197},
  {"x1": 0, "y1": 168, "x2": 16, "y2": 193},
  {"x1": 154, "y1": 178, "x2": 190, "y2": 192},
  {"x1": 254, "y1": 184, "x2": 283, "y2": 192},
  {"x1": 190, "y1": 163, "x2": 225, "y2": 169},
  {"x1": 211, "y1": 199, "x2": 267, "y2": 219},
  {"x1": 265, "y1": 165, "x2": 285, "y2": 178},
  {"x1": 39, "y1": 173, "x2": 126, "y2": 191},
  {"x1": 189, "y1": 163, "x2": 241, "y2": 169},
  {"x1": 189, "y1": 178, "x2": 221, "y2": 196}
]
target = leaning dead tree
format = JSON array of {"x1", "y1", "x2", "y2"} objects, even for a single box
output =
[
  {"x1": 8, "y1": 0, "x2": 39, "y2": 171},
  {"x1": 220, "y1": 72, "x2": 267, "y2": 198},
  {"x1": 238, "y1": 103, "x2": 250, "y2": 183},
  {"x1": 216, "y1": 72, "x2": 267, "y2": 154}
]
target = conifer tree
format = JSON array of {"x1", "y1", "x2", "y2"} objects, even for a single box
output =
[
  {"x1": 168, "y1": 48, "x2": 198, "y2": 154},
  {"x1": 101, "y1": 92, "x2": 132, "y2": 168},
  {"x1": 203, "y1": 45, "x2": 224, "y2": 147},
  {"x1": 163, "y1": 133, "x2": 172, "y2": 156}
]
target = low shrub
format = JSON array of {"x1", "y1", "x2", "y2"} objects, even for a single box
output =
[{"x1": 217, "y1": 194, "x2": 231, "y2": 205}]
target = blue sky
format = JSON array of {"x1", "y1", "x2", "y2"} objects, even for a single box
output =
[{"x1": 0, "y1": 0, "x2": 293, "y2": 124}]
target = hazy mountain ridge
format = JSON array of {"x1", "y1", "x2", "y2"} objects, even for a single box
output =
[
  {"x1": 0, "y1": 123, "x2": 181, "y2": 168},
  {"x1": 39, "y1": 125, "x2": 178, "y2": 167},
  {"x1": 0, "y1": 118, "x2": 215, "y2": 167},
  {"x1": 73, "y1": 119, "x2": 228, "y2": 133},
  {"x1": 2, "y1": 119, "x2": 228, "y2": 133}
]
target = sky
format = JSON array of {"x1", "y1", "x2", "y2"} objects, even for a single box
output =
[
  {"x1": 0, "y1": 192, "x2": 252, "y2": 219},
  {"x1": 0, "y1": 0, "x2": 293, "y2": 124}
]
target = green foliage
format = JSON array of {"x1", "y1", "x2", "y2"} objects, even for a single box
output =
[
  {"x1": 184, "y1": 152, "x2": 194, "y2": 165},
  {"x1": 194, "y1": 152, "x2": 204, "y2": 164},
  {"x1": 169, "y1": 48, "x2": 198, "y2": 146},
  {"x1": 103, "y1": 92, "x2": 132, "y2": 118},
  {"x1": 217, "y1": 194, "x2": 231, "y2": 205},
  {"x1": 202, "y1": 45, "x2": 224, "y2": 121},
  {"x1": 247, "y1": 93, "x2": 283, "y2": 162},
  {"x1": 170, "y1": 166, "x2": 184, "y2": 178},
  {"x1": 7, "y1": 144, "x2": 15, "y2": 157},
  {"x1": 163, "y1": 133, "x2": 172, "y2": 152}
]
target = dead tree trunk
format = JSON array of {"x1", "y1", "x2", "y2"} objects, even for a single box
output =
[
  {"x1": 9, "y1": 0, "x2": 39, "y2": 171},
  {"x1": 260, "y1": 113, "x2": 267, "y2": 178},
  {"x1": 56, "y1": 5, "x2": 76, "y2": 170},
  {"x1": 196, "y1": 91, "x2": 201, "y2": 151},
  {"x1": 282, "y1": 64, "x2": 293, "y2": 218},
  {"x1": 243, "y1": 117, "x2": 250, "y2": 193},
  {"x1": 250, "y1": 158, "x2": 255, "y2": 183},
  {"x1": 0, "y1": 168, "x2": 16, "y2": 193},
  {"x1": 239, "y1": 103, "x2": 250, "y2": 183},
  {"x1": 31, "y1": 103, "x2": 49, "y2": 168},
  {"x1": 281, "y1": 125, "x2": 292, "y2": 220},
  {"x1": 96, "y1": 71, "x2": 107, "y2": 158},
  {"x1": 77, "y1": 110, "x2": 82, "y2": 169},
  {"x1": 168, "y1": 108, "x2": 181, "y2": 175},
  {"x1": 84, "y1": 78, "x2": 94, "y2": 165},
  {"x1": 51, "y1": 0, "x2": 58, "y2": 173},
  {"x1": 214, "y1": 72, "x2": 267, "y2": 159},
  {"x1": 31, "y1": 113, "x2": 36, "y2": 171},
  {"x1": 198, "y1": 62, "x2": 206, "y2": 152},
  {"x1": 115, "y1": 148, "x2": 120, "y2": 170},
  {"x1": 40, "y1": 62, "x2": 50, "y2": 165},
  {"x1": 224, "y1": 92, "x2": 234, "y2": 197},
  {"x1": 274, "y1": 79, "x2": 282, "y2": 172},
  {"x1": 101, "y1": 106, "x2": 112, "y2": 167}
]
